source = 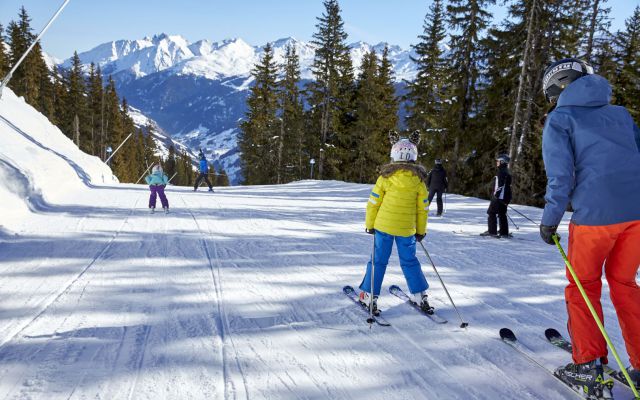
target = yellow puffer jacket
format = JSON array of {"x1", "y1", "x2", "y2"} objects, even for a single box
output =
[{"x1": 365, "y1": 163, "x2": 429, "y2": 237}]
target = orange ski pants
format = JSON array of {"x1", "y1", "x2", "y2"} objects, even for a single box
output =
[{"x1": 566, "y1": 220, "x2": 640, "y2": 368}]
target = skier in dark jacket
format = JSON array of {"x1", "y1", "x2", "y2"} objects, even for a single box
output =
[
  {"x1": 427, "y1": 159, "x2": 448, "y2": 216},
  {"x1": 194, "y1": 151, "x2": 214, "y2": 192},
  {"x1": 481, "y1": 154, "x2": 512, "y2": 237}
]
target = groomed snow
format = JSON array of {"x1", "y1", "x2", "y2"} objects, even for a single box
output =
[{"x1": 0, "y1": 88, "x2": 637, "y2": 400}]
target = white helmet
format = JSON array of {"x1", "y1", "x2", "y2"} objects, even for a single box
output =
[
  {"x1": 152, "y1": 164, "x2": 163, "y2": 173},
  {"x1": 390, "y1": 139, "x2": 418, "y2": 162}
]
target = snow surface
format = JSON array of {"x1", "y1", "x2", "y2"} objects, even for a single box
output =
[{"x1": 0, "y1": 87, "x2": 638, "y2": 399}]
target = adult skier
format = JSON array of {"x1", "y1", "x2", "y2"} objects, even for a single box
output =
[
  {"x1": 358, "y1": 130, "x2": 431, "y2": 314},
  {"x1": 480, "y1": 154, "x2": 512, "y2": 238},
  {"x1": 145, "y1": 164, "x2": 169, "y2": 213},
  {"x1": 539, "y1": 58, "x2": 640, "y2": 396},
  {"x1": 194, "y1": 151, "x2": 214, "y2": 192},
  {"x1": 427, "y1": 159, "x2": 448, "y2": 216}
]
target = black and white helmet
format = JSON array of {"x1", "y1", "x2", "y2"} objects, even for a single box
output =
[
  {"x1": 542, "y1": 58, "x2": 594, "y2": 103},
  {"x1": 496, "y1": 154, "x2": 510, "y2": 165}
]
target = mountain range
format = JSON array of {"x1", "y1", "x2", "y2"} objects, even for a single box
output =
[{"x1": 61, "y1": 34, "x2": 420, "y2": 184}]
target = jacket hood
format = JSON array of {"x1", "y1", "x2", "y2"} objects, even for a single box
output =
[
  {"x1": 557, "y1": 74, "x2": 611, "y2": 108},
  {"x1": 379, "y1": 162, "x2": 428, "y2": 183}
]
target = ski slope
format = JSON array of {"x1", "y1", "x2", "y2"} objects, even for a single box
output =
[{"x1": 0, "y1": 90, "x2": 637, "y2": 400}]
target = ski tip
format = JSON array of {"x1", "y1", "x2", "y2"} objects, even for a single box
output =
[
  {"x1": 545, "y1": 328, "x2": 561, "y2": 341},
  {"x1": 389, "y1": 285, "x2": 400, "y2": 294},
  {"x1": 343, "y1": 285, "x2": 354, "y2": 294},
  {"x1": 499, "y1": 328, "x2": 516, "y2": 341}
]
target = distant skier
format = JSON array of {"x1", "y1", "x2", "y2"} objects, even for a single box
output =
[
  {"x1": 427, "y1": 159, "x2": 448, "y2": 216},
  {"x1": 359, "y1": 130, "x2": 431, "y2": 315},
  {"x1": 480, "y1": 154, "x2": 512, "y2": 238},
  {"x1": 145, "y1": 164, "x2": 169, "y2": 213},
  {"x1": 539, "y1": 58, "x2": 640, "y2": 396},
  {"x1": 194, "y1": 151, "x2": 214, "y2": 192}
]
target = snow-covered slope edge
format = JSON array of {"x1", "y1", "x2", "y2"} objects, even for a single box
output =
[{"x1": 0, "y1": 88, "x2": 117, "y2": 231}]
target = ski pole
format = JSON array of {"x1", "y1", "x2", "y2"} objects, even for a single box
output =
[
  {"x1": 507, "y1": 212, "x2": 519, "y2": 230},
  {"x1": 508, "y1": 204, "x2": 538, "y2": 225},
  {"x1": 553, "y1": 234, "x2": 640, "y2": 399},
  {"x1": 418, "y1": 242, "x2": 468, "y2": 329},
  {"x1": 368, "y1": 234, "x2": 376, "y2": 326},
  {"x1": 444, "y1": 190, "x2": 447, "y2": 214}
]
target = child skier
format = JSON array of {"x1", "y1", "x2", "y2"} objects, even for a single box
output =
[
  {"x1": 359, "y1": 130, "x2": 431, "y2": 315},
  {"x1": 480, "y1": 154, "x2": 512, "y2": 238},
  {"x1": 145, "y1": 164, "x2": 170, "y2": 213},
  {"x1": 540, "y1": 58, "x2": 640, "y2": 396}
]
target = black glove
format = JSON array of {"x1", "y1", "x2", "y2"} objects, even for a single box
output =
[
  {"x1": 540, "y1": 225, "x2": 559, "y2": 245},
  {"x1": 365, "y1": 228, "x2": 375, "y2": 235},
  {"x1": 415, "y1": 233, "x2": 425, "y2": 242}
]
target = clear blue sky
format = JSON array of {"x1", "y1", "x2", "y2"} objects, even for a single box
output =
[{"x1": 1, "y1": 0, "x2": 638, "y2": 59}]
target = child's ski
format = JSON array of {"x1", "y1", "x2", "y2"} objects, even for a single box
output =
[
  {"x1": 388, "y1": 285, "x2": 447, "y2": 324},
  {"x1": 545, "y1": 328, "x2": 639, "y2": 393},
  {"x1": 342, "y1": 286, "x2": 391, "y2": 327}
]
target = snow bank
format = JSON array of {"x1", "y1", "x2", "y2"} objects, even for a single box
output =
[{"x1": 0, "y1": 88, "x2": 117, "y2": 231}]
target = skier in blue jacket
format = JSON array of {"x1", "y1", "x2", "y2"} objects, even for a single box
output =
[
  {"x1": 194, "y1": 151, "x2": 214, "y2": 192},
  {"x1": 539, "y1": 58, "x2": 640, "y2": 397}
]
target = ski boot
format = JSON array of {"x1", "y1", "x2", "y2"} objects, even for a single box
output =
[
  {"x1": 209, "y1": 188, "x2": 214, "y2": 192},
  {"x1": 358, "y1": 292, "x2": 380, "y2": 316},
  {"x1": 625, "y1": 365, "x2": 640, "y2": 389},
  {"x1": 554, "y1": 360, "x2": 613, "y2": 399},
  {"x1": 498, "y1": 233, "x2": 513, "y2": 239},
  {"x1": 163, "y1": 207, "x2": 169, "y2": 214},
  {"x1": 413, "y1": 292, "x2": 434, "y2": 314},
  {"x1": 480, "y1": 231, "x2": 498, "y2": 238},
  {"x1": 150, "y1": 207, "x2": 155, "y2": 214}
]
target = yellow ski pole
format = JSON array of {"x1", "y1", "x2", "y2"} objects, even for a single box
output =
[{"x1": 553, "y1": 234, "x2": 640, "y2": 398}]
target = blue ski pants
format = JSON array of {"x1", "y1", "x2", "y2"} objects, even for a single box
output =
[{"x1": 359, "y1": 230, "x2": 429, "y2": 296}]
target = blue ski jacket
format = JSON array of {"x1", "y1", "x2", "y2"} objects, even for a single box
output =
[
  {"x1": 199, "y1": 158, "x2": 208, "y2": 173},
  {"x1": 542, "y1": 74, "x2": 640, "y2": 227},
  {"x1": 145, "y1": 170, "x2": 169, "y2": 186}
]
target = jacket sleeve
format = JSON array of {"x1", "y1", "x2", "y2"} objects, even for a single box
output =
[
  {"x1": 541, "y1": 113, "x2": 575, "y2": 226},
  {"x1": 145, "y1": 175, "x2": 152, "y2": 184},
  {"x1": 416, "y1": 183, "x2": 429, "y2": 235},
  {"x1": 494, "y1": 171, "x2": 505, "y2": 199},
  {"x1": 634, "y1": 123, "x2": 640, "y2": 152},
  {"x1": 365, "y1": 176, "x2": 386, "y2": 230},
  {"x1": 163, "y1": 174, "x2": 169, "y2": 185},
  {"x1": 427, "y1": 171, "x2": 432, "y2": 187}
]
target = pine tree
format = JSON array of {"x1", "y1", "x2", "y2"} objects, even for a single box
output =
[
  {"x1": 377, "y1": 45, "x2": 399, "y2": 157},
  {"x1": 7, "y1": 7, "x2": 45, "y2": 106},
  {"x1": 445, "y1": 0, "x2": 495, "y2": 191},
  {"x1": 64, "y1": 52, "x2": 88, "y2": 148},
  {"x1": 405, "y1": 0, "x2": 448, "y2": 160},
  {"x1": 307, "y1": 0, "x2": 354, "y2": 180},
  {"x1": 86, "y1": 63, "x2": 104, "y2": 156},
  {"x1": 238, "y1": 42, "x2": 279, "y2": 184},
  {"x1": 613, "y1": 6, "x2": 640, "y2": 120},
  {"x1": 0, "y1": 24, "x2": 8, "y2": 77},
  {"x1": 103, "y1": 77, "x2": 124, "y2": 171},
  {"x1": 350, "y1": 50, "x2": 383, "y2": 183},
  {"x1": 584, "y1": 0, "x2": 611, "y2": 62},
  {"x1": 278, "y1": 44, "x2": 305, "y2": 183}
]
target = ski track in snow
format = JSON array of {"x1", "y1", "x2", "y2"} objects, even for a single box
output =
[{"x1": 0, "y1": 181, "x2": 637, "y2": 400}]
